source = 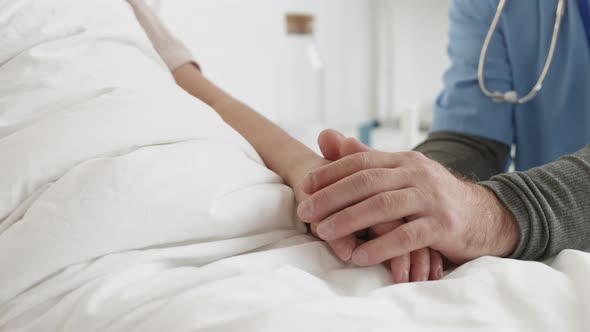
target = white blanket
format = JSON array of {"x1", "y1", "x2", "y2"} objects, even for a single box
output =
[{"x1": 0, "y1": 1, "x2": 589, "y2": 331}]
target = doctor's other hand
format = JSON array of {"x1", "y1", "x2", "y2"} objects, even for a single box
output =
[
  {"x1": 310, "y1": 130, "x2": 444, "y2": 282},
  {"x1": 298, "y1": 132, "x2": 520, "y2": 267}
]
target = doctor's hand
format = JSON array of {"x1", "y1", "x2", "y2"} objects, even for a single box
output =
[
  {"x1": 310, "y1": 130, "x2": 444, "y2": 282},
  {"x1": 298, "y1": 130, "x2": 520, "y2": 267}
]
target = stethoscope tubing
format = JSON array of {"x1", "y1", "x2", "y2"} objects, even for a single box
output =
[{"x1": 478, "y1": 0, "x2": 566, "y2": 104}]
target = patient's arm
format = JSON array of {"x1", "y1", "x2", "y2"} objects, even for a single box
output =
[
  {"x1": 127, "y1": 0, "x2": 324, "y2": 190},
  {"x1": 173, "y1": 63, "x2": 325, "y2": 191}
]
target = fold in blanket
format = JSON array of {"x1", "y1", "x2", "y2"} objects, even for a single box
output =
[{"x1": 0, "y1": 0, "x2": 298, "y2": 308}]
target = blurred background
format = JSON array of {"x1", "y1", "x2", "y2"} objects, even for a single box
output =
[{"x1": 151, "y1": 0, "x2": 452, "y2": 152}]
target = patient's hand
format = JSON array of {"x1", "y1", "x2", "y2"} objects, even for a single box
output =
[{"x1": 302, "y1": 130, "x2": 444, "y2": 283}]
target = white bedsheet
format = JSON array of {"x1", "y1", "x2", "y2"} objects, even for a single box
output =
[{"x1": 0, "y1": 1, "x2": 589, "y2": 331}]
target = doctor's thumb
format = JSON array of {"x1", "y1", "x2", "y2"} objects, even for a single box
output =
[
  {"x1": 339, "y1": 137, "x2": 372, "y2": 157},
  {"x1": 318, "y1": 129, "x2": 347, "y2": 161}
]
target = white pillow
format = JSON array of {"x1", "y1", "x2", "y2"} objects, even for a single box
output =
[{"x1": 0, "y1": 0, "x2": 174, "y2": 138}]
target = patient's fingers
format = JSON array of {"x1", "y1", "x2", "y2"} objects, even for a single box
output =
[
  {"x1": 329, "y1": 236, "x2": 357, "y2": 261},
  {"x1": 371, "y1": 222, "x2": 441, "y2": 283},
  {"x1": 311, "y1": 224, "x2": 356, "y2": 261},
  {"x1": 390, "y1": 254, "x2": 411, "y2": 283},
  {"x1": 410, "y1": 248, "x2": 430, "y2": 282},
  {"x1": 429, "y1": 250, "x2": 444, "y2": 281}
]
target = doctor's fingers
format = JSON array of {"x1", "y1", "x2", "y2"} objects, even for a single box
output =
[
  {"x1": 340, "y1": 137, "x2": 372, "y2": 157},
  {"x1": 301, "y1": 150, "x2": 430, "y2": 195},
  {"x1": 313, "y1": 189, "x2": 422, "y2": 242},
  {"x1": 310, "y1": 224, "x2": 357, "y2": 261},
  {"x1": 351, "y1": 217, "x2": 442, "y2": 266},
  {"x1": 317, "y1": 129, "x2": 348, "y2": 161},
  {"x1": 298, "y1": 167, "x2": 417, "y2": 224}
]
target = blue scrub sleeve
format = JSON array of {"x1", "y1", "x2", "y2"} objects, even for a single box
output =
[{"x1": 431, "y1": 0, "x2": 515, "y2": 147}]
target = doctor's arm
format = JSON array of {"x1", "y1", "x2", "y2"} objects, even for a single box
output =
[
  {"x1": 414, "y1": 131, "x2": 510, "y2": 181},
  {"x1": 414, "y1": 0, "x2": 590, "y2": 260},
  {"x1": 481, "y1": 145, "x2": 590, "y2": 260},
  {"x1": 417, "y1": 131, "x2": 590, "y2": 261}
]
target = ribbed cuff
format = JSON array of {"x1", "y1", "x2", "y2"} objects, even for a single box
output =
[
  {"x1": 480, "y1": 178, "x2": 532, "y2": 260},
  {"x1": 128, "y1": 0, "x2": 201, "y2": 72},
  {"x1": 159, "y1": 47, "x2": 200, "y2": 72}
]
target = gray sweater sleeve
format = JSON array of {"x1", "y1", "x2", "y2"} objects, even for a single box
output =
[
  {"x1": 415, "y1": 132, "x2": 590, "y2": 261},
  {"x1": 481, "y1": 146, "x2": 590, "y2": 260},
  {"x1": 414, "y1": 131, "x2": 510, "y2": 181}
]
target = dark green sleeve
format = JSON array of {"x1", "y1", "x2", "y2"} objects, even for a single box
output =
[{"x1": 414, "y1": 131, "x2": 510, "y2": 181}]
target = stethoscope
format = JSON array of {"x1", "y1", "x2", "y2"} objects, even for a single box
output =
[{"x1": 478, "y1": 0, "x2": 567, "y2": 104}]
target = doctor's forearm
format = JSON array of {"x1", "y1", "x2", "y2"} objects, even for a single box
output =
[
  {"x1": 414, "y1": 131, "x2": 510, "y2": 181},
  {"x1": 481, "y1": 145, "x2": 590, "y2": 260}
]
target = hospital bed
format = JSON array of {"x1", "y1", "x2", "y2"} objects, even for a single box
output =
[{"x1": 0, "y1": 1, "x2": 589, "y2": 331}]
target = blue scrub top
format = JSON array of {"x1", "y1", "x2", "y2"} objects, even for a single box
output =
[{"x1": 431, "y1": 0, "x2": 590, "y2": 171}]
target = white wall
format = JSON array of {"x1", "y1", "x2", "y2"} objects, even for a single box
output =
[
  {"x1": 149, "y1": 0, "x2": 452, "y2": 149},
  {"x1": 154, "y1": 0, "x2": 374, "y2": 128},
  {"x1": 388, "y1": 0, "x2": 452, "y2": 117},
  {"x1": 364, "y1": 0, "x2": 452, "y2": 152}
]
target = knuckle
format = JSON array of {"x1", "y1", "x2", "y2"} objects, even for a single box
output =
[
  {"x1": 372, "y1": 241, "x2": 389, "y2": 259},
  {"x1": 352, "y1": 170, "x2": 376, "y2": 191},
  {"x1": 397, "y1": 226, "x2": 417, "y2": 249},
  {"x1": 308, "y1": 168, "x2": 328, "y2": 189},
  {"x1": 421, "y1": 166, "x2": 438, "y2": 181},
  {"x1": 423, "y1": 172, "x2": 438, "y2": 187},
  {"x1": 373, "y1": 168, "x2": 392, "y2": 179},
  {"x1": 407, "y1": 187, "x2": 425, "y2": 202},
  {"x1": 404, "y1": 151, "x2": 427, "y2": 162},
  {"x1": 356, "y1": 168, "x2": 388, "y2": 191},
  {"x1": 412, "y1": 166, "x2": 430, "y2": 180},
  {"x1": 313, "y1": 190, "x2": 331, "y2": 211},
  {"x1": 352, "y1": 152, "x2": 372, "y2": 170},
  {"x1": 437, "y1": 209, "x2": 457, "y2": 232},
  {"x1": 374, "y1": 192, "x2": 396, "y2": 213},
  {"x1": 399, "y1": 167, "x2": 415, "y2": 181}
]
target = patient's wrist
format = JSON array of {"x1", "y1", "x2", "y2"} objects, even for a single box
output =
[
  {"x1": 283, "y1": 152, "x2": 326, "y2": 188},
  {"x1": 173, "y1": 63, "x2": 228, "y2": 107}
]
